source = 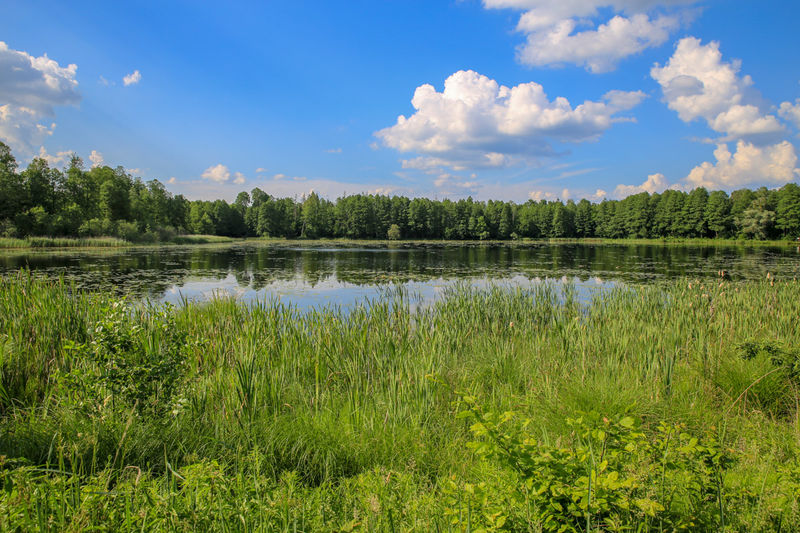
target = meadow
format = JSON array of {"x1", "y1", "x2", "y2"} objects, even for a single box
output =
[{"x1": 1, "y1": 272, "x2": 800, "y2": 531}]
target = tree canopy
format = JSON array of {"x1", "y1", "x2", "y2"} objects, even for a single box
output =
[{"x1": 1, "y1": 142, "x2": 799, "y2": 242}]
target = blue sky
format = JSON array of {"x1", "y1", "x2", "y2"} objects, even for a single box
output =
[{"x1": 2, "y1": 0, "x2": 799, "y2": 202}]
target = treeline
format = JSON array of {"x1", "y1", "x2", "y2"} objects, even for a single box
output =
[{"x1": 1, "y1": 141, "x2": 799, "y2": 241}]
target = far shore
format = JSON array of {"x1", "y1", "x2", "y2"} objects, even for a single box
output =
[{"x1": 1, "y1": 235, "x2": 798, "y2": 251}]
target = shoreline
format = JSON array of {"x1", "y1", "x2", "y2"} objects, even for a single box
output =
[{"x1": 1, "y1": 235, "x2": 798, "y2": 251}]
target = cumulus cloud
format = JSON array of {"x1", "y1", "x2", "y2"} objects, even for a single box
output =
[
  {"x1": 368, "y1": 186, "x2": 400, "y2": 196},
  {"x1": 684, "y1": 140, "x2": 799, "y2": 190},
  {"x1": 518, "y1": 14, "x2": 678, "y2": 73},
  {"x1": 484, "y1": 0, "x2": 696, "y2": 72},
  {"x1": 529, "y1": 188, "x2": 571, "y2": 201},
  {"x1": 37, "y1": 146, "x2": 72, "y2": 167},
  {"x1": 167, "y1": 177, "x2": 177, "y2": 184},
  {"x1": 779, "y1": 99, "x2": 800, "y2": 130},
  {"x1": 123, "y1": 70, "x2": 141, "y2": 86},
  {"x1": 376, "y1": 69, "x2": 644, "y2": 171},
  {"x1": 89, "y1": 150, "x2": 104, "y2": 168},
  {"x1": 233, "y1": 172, "x2": 246, "y2": 185},
  {"x1": 651, "y1": 38, "x2": 784, "y2": 141},
  {"x1": 613, "y1": 172, "x2": 669, "y2": 197},
  {"x1": 0, "y1": 41, "x2": 80, "y2": 154},
  {"x1": 201, "y1": 164, "x2": 232, "y2": 183}
]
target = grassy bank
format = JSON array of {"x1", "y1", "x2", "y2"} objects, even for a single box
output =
[
  {"x1": 1, "y1": 274, "x2": 800, "y2": 531},
  {"x1": 0, "y1": 236, "x2": 132, "y2": 249},
  {"x1": 0, "y1": 234, "x2": 236, "y2": 250},
  {"x1": 2, "y1": 235, "x2": 797, "y2": 251}
]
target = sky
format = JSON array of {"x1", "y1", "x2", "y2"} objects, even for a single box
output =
[{"x1": 2, "y1": 0, "x2": 800, "y2": 203}]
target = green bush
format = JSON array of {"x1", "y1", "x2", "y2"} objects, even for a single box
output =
[
  {"x1": 57, "y1": 301, "x2": 189, "y2": 416},
  {"x1": 454, "y1": 393, "x2": 736, "y2": 532}
]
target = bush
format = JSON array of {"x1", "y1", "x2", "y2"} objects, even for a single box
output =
[
  {"x1": 58, "y1": 301, "x2": 189, "y2": 416},
  {"x1": 77, "y1": 218, "x2": 113, "y2": 237},
  {"x1": 387, "y1": 223, "x2": 402, "y2": 240},
  {"x1": 115, "y1": 221, "x2": 140, "y2": 242},
  {"x1": 453, "y1": 393, "x2": 738, "y2": 532},
  {"x1": 0, "y1": 219, "x2": 18, "y2": 238}
]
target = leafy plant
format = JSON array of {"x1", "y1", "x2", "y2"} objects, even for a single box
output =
[
  {"x1": 59, "y1": 300, "x2": 189, "y2": 416},
  {"x1": 454, "y1": 393, "x2": 736, "y2": 532}
]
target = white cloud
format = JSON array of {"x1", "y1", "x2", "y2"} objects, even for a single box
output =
[
  {"x1": 89, "y1": 150, "x2": 104, "y2": 168},
  {"x1": 0, "y1": 41, "x2": 80, "y2": 154},
  {"x1": 376, "y1": 69, "x2": 644, "y2": 171},
  {"x1": 484, "y1": 1, "x2": 694, "y2": 27},
  {"x1": 613, "y1": 172, "x2": 669, "y2": 197},
  {"x1": 684, "y1": 140, "x2": 799, "y2": 190},
  {"x1": 779, "y1": 99, "x2": 800, "y2": 130},
  {"x1": 167, "y1": 177, "x2": 177, "y2": 184},
  {"x1": 518, "y1": 14, "x2": 678, "y2": 73},
  {"x1": 484, "y1": 0, "x2": 696, "y2": 72},
  {"x1": 255, "y1": 167, "x2": 268, "y2": 173},
  {"x1": 123, "y1": 70, "x2": 141, "y2": 86},
  {"x1": 368, "y1": 186, "x2": 400, "y2": 196},
  {"x1": 233, "y1": 172, "x2": 246, "y2": 185},
  {"x1": 201, "y1": 164, "x2": 231, "y2": 183},
  {"x1": 592, "y1": 189, "x2": 609, "y2": 201},
  {"x1": 36, "y1": 146, "x2": 72, "y2": 167},
  {"x1": 325, "y1": 148, "x2": 343, "y2": 154},
  {"x1": 528, "y1": 188, "x2": 570, "y2": 201},
  {"x1": 651, "y1": 38, "x2": 784, "y2": 141}
]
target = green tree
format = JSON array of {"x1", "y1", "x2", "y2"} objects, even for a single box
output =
[
  {"x1": 736, "y1": 195, "x2": 775, "y2": 240},
  {"x1": 301, "y1": 192, "x2": 328, "y2": 239},
  {"x1": 680, "y1": 187, "x2": 709, "y2": 237},
  {"x1": 0, "y1": 142, "x2": 25, "y2": 225},
  {"x1": 387, "y1": 223, "x2": 401, "y2": 240},
  {"x1": 776, "y1": 183, "x2": 800, "y2": 238},
  {"x1": 550, "y1": 202, "x2": 575, "y2": 238},
  {"x1": 574, "y1": 199, "x2": 595, "y2": 237},
  {"x1": 705, "y1": 190, "x2": 732, "y2": 238}
]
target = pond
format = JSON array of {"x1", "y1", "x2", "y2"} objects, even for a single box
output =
[{"x1": 1, "y1": 242, "x2": 798, "y2": 309}]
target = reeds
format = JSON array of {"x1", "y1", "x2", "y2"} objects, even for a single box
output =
[
  {"x1": 1, "y1": 273, "x2": 799, "y2": 530},
  {"x1": 0, "y1": 236, "x2": 132, "y2": 249}
]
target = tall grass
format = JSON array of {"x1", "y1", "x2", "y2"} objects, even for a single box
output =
[
  {"x1": 0, "y1": 236, "x2": 132, "y2": 249},
  {"x1": 1, "y1": 272, "x2": 800, "y2": 530},
  {"x1": 0, "y1": 235, "x2": 239, "y2": 250}
]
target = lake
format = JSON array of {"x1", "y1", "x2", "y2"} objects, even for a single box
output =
[{"x1": 1, "y1": 242, "x2": 798, "y2": 309}]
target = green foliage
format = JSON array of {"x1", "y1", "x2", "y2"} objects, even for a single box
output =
[
  {"x1": 58, "y1": 301, "x2": 189, "y2": 416},
  {"x1": 1, "y1": 141, "x2": 799, "y2": 243},
  {"x1": 454, "y1": 394, "x2": 738, "y2": 532},
  {"x1": 387, "y1": 223, "x2": 401, "y2": 240},
  {"x1": 2, "y1": 275, "x2": 800, "y2": 529}
]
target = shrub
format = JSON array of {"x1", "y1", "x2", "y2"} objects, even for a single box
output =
[
  {"x1": 453, "y1": 393, "x2": 737, "y2": 532},
  {"x1": 58, "y1": 301, "x2": 189, "y2": 416},
  {"x1": 387, "y1": 224, "x2": 401, "y2": 241},
  {"x1": 115, "y1": 220, "x2": 140, "y2": 242}
]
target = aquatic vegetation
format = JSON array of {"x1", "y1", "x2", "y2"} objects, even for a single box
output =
[{"x1": 1, "y1": 273, "x2": 800, "y2": 530}]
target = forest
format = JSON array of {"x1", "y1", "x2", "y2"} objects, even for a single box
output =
[{"x1": 2, "y1": 141, "x2": 799, "y2": 242}]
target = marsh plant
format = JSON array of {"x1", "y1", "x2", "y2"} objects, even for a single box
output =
[{"x1": 1, "y1": 272, "x2": 800, "y2": 531}]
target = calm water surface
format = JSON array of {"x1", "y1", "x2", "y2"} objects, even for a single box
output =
[{"x1": 1, "y1": 243, "x2": 798, "y2": 309}]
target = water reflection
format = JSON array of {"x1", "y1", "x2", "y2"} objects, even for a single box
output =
[{"x1": 1, "y1": 243, "x2": 797, "y2": 308}]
